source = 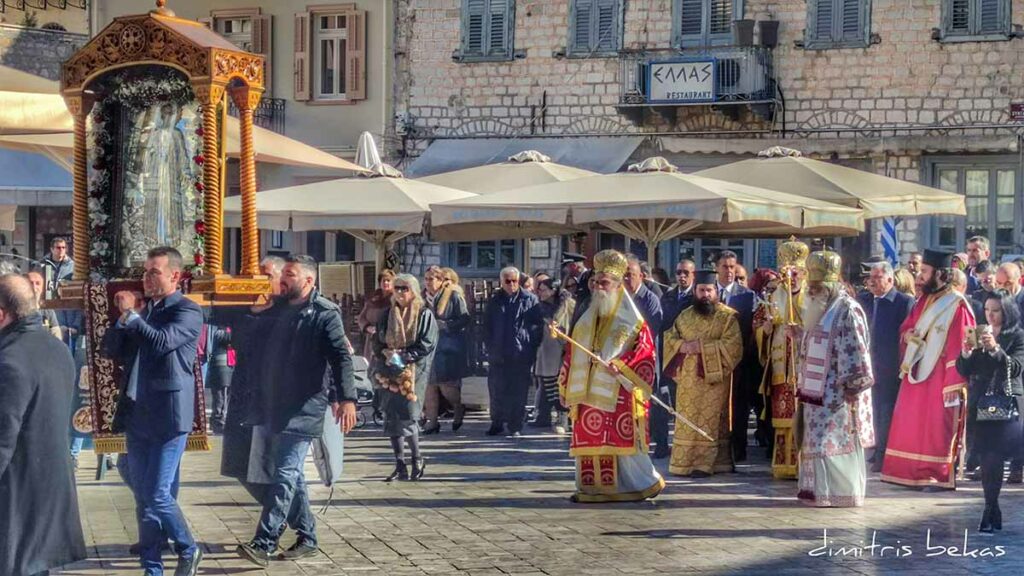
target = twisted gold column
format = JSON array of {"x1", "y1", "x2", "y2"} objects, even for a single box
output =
[
  {"x1": 231, "y1": 86, "x2": 263, "y2": 275},
  {"x1": 66, "y1": 96, "x2": 89, "y2": 281},
  {"x1": 195, "y1": 84, "x2": 225, "y2": 275}
]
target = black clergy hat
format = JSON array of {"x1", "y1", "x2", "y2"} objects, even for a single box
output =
[
  {"x1": 694, "y1": 270, "x2": 718, "y2": 286},
  {"x1": 922, "y1": 248, "x2": 954, "y2": 270},
  {"x1": 562, "y1": 252, "x2": 586, "y2": 265}
]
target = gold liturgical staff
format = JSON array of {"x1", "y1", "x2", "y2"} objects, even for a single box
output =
[{"x1": 60, "y1": 0, "x2": 269, "y2": 303}]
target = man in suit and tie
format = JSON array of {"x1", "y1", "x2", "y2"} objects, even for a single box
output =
[
  {"x1": 856, "y1": 260, "x2": 914, "y2": 473},
  {"x1": 104, "y1": 247, "x2": 203, "y2": 576},
  {"x1": 652, "y1": 258, "x2": 696, "y2": 458},
  {"x1": 715, "y1": 250, "x2": 759, "y2": 462}
]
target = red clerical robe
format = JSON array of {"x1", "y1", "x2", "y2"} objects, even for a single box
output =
[
  {"x1": 881, "y1": 292, "x2": 974, "y2": 489},
  {"x1": 559, "y1": 289, "x2": 663, "y2": 503}
]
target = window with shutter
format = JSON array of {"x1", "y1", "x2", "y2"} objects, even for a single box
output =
[
  {"x1": 568, "y1": 0, "x2": 622, "y2": 55},
  {"x1": 941, "y1": 0, "x2": 1010, "y2": 40},
  {"x1": 674, "y1": 0, "x2": 743, "y2": 47},
  {"x1": 804, "y1": 0, "x2": 870, "y2": 49},
  {"x1": 460, "y1": 0, "x2": 514, "y2": 61},
  {"x1": 294, "y1": 5, "x2": 368, "y2": 104}
]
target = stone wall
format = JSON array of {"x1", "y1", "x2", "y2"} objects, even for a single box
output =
[
  {"x1": 0, "y1": 24, "x2": 88, "y2": 80},
  {"x1": 398, "y1": 0, "x2": 1024, "y2": 140},
  {"x1": 396, "y1": 0, "x2": 1024, "y2": 260}
]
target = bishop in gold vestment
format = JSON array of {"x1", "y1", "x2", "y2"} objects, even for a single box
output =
[
  {"x1": 756, "y1": 238, "x2": 809, "y2": 479},
  {"x1": 663, "y1": 271, "x2": 743, "y2": 477}
]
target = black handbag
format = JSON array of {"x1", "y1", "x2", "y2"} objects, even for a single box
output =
[{"x1": 976, "y1": 354, "x2": 1019, "y2": 422}]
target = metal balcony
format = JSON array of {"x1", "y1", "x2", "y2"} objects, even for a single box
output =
[
  {"x1": 228, "y1": 97, "x2": 286, "y2": 134},
  {"x1": 616, "y1": 46, "x2": 778, "y2": 126}
]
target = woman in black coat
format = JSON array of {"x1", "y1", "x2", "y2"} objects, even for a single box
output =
[
  {"x1": 422, "y1": 268, "x2": 471, "y2": 434},
  {"x1": 956, "y1": 291, "x2": 1024, "y2": 534}
]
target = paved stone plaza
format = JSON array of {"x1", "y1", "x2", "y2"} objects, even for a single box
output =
[{"x1": 63, "y1": 417, "x2": 1022, "y2": 576}]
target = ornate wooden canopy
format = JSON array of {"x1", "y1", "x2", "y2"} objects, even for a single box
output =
[{"x1": 59, "y1": 0, "x2": 269, "y2": 303}]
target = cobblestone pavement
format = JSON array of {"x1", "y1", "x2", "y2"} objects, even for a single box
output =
[{"x1": 61, "y1": 416, "x2": 1023, "y2": 576}]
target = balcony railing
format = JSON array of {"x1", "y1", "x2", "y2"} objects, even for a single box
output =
[
  {"x1": 228, "y1": 97, "x2": 286, "y2": 134},
  {"x1": 618, "y1": 46, "x2": 777, "y2": 108}
]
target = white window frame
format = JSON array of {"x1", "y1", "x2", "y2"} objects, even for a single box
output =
[{"x1": 313, "y1": 13, "x2": 348, "y2": 101}]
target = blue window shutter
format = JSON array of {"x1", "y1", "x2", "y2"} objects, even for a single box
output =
[
  {"x1": 708, "y1": 0, "x2": 732, "y2": 35},
  {"x1": 676, "y1": 0, "x2": 704, "y2": 46},
  {"x1": 840, "y1": 0, "x2": 863, "y2": 42},
  {"x1": 464, "y1": 0, "x2": 486, "y2": 55},
  {"x1": 487, "y1": 0, "x2": 509, "y2": 56},
  {"x1": 977, "y1": 0, "x2": 1006, "y2": 34},
  {"x1": 571, "y1": 0, "x2": 594, "y2": 52},
  {"x1": 948, "y1": 0, "x2": 970, "y2": 34},
  {"x1": 595, "y1": 0, "x2": 620, "y2": 52},
  {"x1": 816, "y1": 0, "x2": 834, "y2": 41}
]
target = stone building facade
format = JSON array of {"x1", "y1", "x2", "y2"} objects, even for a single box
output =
[{"x1": 394, "y1": 0, "x2": 1024, "y2": 277}]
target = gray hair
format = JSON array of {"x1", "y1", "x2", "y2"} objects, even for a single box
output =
[
  {"x1": 260, "y1": 255, "x2": 285, "y2": 274},
  {"x1": 393, "y1": 273, "x2": 424, "y2": 306},
  {"x1": 870, "y1": 261, "x2": 894, "y2": 279},
  {"x1": 0, "y1": 273, "x2": 36, "y2": 321},
  {"x1": 499, "y1": 266, "x2": 520, "y2": 280}
]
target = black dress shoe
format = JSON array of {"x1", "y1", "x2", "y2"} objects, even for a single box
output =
[
  {"x1": 690, "y1": 470, "x2": 711, "y2": 478},
  {"x1": 385, "y1": 461, "x2": 409, "y2": 482},
  {"x1": 422, "y1": 424, "x2": 441, "y2": 435},
  {"x1": 452, "y1": 418, "x2": 464, "y2": 432},
  {"x1": 411, "y1": 457, "x2": 426, "y2": 480},
  {"x1": 485, "y1": 425, "x2": 504, "y2": 436},
  {"x1": 237, "y1": 542, "x2": 271, "y2": 567},
  {"x1": 174, "y1": 547, "x2": 202, "y2": 576},
  {"x1": 979, "y1": 506, "x2": 994, "y2": 534}
]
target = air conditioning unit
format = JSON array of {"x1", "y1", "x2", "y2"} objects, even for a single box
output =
[{"x1": 713, "y1": 49, "x2": 769, "y2": 100}]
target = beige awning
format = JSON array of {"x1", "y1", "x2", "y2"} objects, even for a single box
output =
[
  {"x1": 430, "y1": 157, "x2": 865, "y2": 246},
  {"x1": 0, "y1": 117, "x2": 367, "y2": 172},
  {"x1": 696, "y1": 151, "x2": 967, "y2": 218},
  {"x1": 0, "y1": 65, "x2": 73, "y2": 135}
]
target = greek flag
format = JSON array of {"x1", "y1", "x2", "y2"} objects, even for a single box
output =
[{"x1": 881, "y1": 217, "x2": 899, "y2": 266}]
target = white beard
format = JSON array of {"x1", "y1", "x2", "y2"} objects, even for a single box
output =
[
  {"x1": 802, "y1": 291, "x2": 831, "y2": 330},
  {"x1": 592, "y1": 289, "x2": 617, "y2": 318}
]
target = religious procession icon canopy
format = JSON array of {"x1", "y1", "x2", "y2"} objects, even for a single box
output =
[
  {"x1": 60, "y1": 0, "x2": 269, "y2": 301},
  {"x1": 58, "y1": 0, "x2": 274, "y2": 455}
]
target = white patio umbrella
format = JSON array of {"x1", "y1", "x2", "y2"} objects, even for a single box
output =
[
  {"x1": 430, "y1": 157, "x2": 865, "y2": 250},
  {"x1": 224, "y1": 164, "x2": 475, "y2": 273},
  {"x1": 419, "y1": 150, "x2": 598, "y2": 194},
  {"x1": 696, "y1": 147, "x2": 966, "y2": 218},
  {"x1": 0, "y1": 64, "x2": 72, "y2": 135}
]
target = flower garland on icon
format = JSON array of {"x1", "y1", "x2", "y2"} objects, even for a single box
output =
[{"x1": 86, "y1": 67, "x2": 206, "y2": 281}]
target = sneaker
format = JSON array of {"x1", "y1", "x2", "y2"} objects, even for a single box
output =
[
  {"x1": 173, "y1": 547, "x2": 202, "y2": 576},
  {"x1": 236, "y1": 542, "x2": 272, "y2": 567},
  {"x1": 278, "y1": 539, "x2": 318, "y2": 560}
]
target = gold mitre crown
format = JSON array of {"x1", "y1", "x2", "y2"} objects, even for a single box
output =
[
  {"x1": 777, "y1": 236, "x2": 809, "y2": 269},
  {"x1": 806, "y1": 250, "x2": 842, "y2": 283},
  {"x1": 593, "y1": 249, "x2": 628, "y2": 280}
]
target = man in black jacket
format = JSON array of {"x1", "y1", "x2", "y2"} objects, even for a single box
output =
[
  {"x1": 483, "y1": 266, "x2": 539, "y2": 437},
  {"x1": 651, "y1": 258, "x2": 695, "y2": 458},
  {"x1": 0, "y1": 274, "x2": 86, "y2": 576},
  {"x1": 237, "y1": 255, "x2": 356, "y2": 566}
]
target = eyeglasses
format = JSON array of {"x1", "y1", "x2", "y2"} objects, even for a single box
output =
[
  {"x1": 675, "y1": 269, "x2": 691, "y2": 276},
  {"x1": 394, "y1": 285, "x2": 410, "y2": 293},
  {"x1": 503, "y1": 279, "x2": 519, "y2": 285}
]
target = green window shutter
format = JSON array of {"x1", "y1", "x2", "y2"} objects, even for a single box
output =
[
  {"x1": 571, "y1": 0, "x2": 594, "y2": 52},
  {"x1": 977, "y1": 0, "x2": 1006, "y2": 35},
  {"x1": 464, "y1": 0, "x2": 486, "y2": 55},
  {"x1": 487, "y1": 0, "x2": 510, "y2": 56},
  {"x1": 840, "y1": 0, "x2": 862, "y2": 41},
  {"x1": 595, "y1": 0, "x2": 620, "y2": 51}
]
